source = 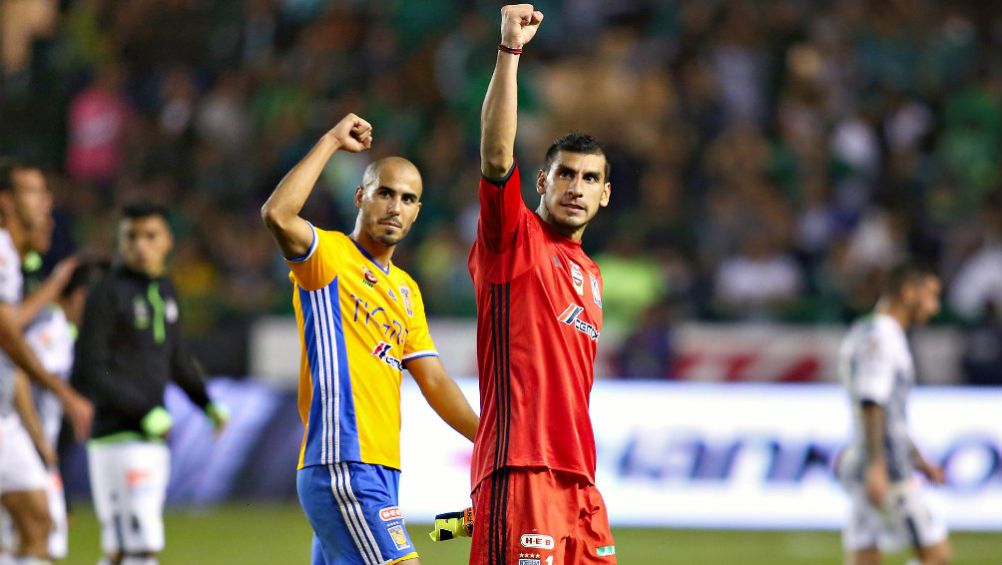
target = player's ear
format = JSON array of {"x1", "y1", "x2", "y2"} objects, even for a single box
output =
[
  {"x1": 536, "y1": 168, "x2": 546, "y2": 195},
  {"x1": 600, "y1": 181, "x2": 611, "y2": 208},
  {"x1": 354, "y1": 185, "x2": 364, "y2": 208}
]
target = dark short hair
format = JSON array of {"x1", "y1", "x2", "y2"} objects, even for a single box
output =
[
  {"x1": 62, "y1": 259, "x2": 111, "y2": 299},
  {"x1": 882, "y1": 263, "x2": 938, "y2": 297},
  {"x1": 0, "y1": 158, "x2": 40, "y2": 193},
  {"x1": 542, "y1": 132, "x2": 610, "y2": 181},
  {"x1": 121, "y1": 202, "x2": 169, "y2": 222}
]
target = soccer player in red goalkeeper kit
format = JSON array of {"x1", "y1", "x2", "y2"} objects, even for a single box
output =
[{"x1": 466, "y1": 5, "x2": 617, "y2": 564}]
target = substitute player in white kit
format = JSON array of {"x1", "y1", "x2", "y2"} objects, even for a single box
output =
[
  {"x1": 0, "y1": 160, "x2": 92, "y2": 565},
  {"x1": 14, "y1": 261, "x2": 106, "y2": 561},
  {"x1": 837, "y1": 264, "x2": 952, "y2": 565}
]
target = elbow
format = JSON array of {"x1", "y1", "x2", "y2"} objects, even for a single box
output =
[
  {"x1": 480, "y1": 147, "x2": 513, "y2": 179},
  {"x1": 260, "y1": 200, "x2": 287, "y2": 231}
]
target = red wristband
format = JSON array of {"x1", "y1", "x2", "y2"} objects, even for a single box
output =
[{"x1": 498, "y1": 43, "x2": 523, "y2": 55}]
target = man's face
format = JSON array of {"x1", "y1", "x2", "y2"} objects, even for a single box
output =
[
  {"x1": 905, "y1": 275, "x2": 942, "y2": 325},
  {"x1": 27, "y1": 213, "x2": 54, "y2": 254},
  {"x1": 354, "y1": 163, "x2": 423, "y2": 247},
  {"x1": 3, "y1": 168, "x2": 52, "y2": 235},
  {"x1": 536, "y1": 151, "x2": 611, "y2": 234},
  {"x1": 118, "y1": 216, "x2": 173, "y2": 276}
]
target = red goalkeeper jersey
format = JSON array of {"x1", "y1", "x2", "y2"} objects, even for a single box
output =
[{"x1": 468, "y1": 163, "x2": 604, "y2": 490}]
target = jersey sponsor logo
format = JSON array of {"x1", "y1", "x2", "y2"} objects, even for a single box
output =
[
  {"x1": 372, "y1": 341, "x2": 403, "y2": 371},
  {"x1": 570, "y1": 263, "x2": 585, "y2": 296},
  {"x1": 350, "y1": 294, "x2": 408, "y2": 345},
  {"x1": 165, "y1": 298, "x2": 179, "y2": 323},
  {"x1": 590, "y1": 274, "x2": 602, "y2": 308},
  {"x1": 387, "y1": 524, "x2": 411, "y2": 550},
  {"x1": 520, "y1": 534, "x2": 555, "y2": 550},
  {"x1": 133, "y1": 297, "x2": 150, "y2": 329},
  {"x1": 557, "y1": 304, "x2": 599, "y2": 341},
  {"x1": 379, "y1": 506, "x2": 402, "y2": 521},
  {"x1": 399, "y1": 286, "x2": 413, "y2": 317}
]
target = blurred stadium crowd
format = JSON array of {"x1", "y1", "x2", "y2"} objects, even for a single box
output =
[{"x1": 1, "y1": 0, "x2": 1001, "y2": 379}]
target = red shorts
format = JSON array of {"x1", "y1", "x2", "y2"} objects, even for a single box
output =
[{"x1": 470, "y1": 468, "x2": 617, "y2": 565}]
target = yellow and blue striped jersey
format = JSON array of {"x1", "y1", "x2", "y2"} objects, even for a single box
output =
[{"x1": 288, "y1": 226, "x2": 438, "y2": 470}]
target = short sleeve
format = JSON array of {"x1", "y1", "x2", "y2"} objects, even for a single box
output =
[
  {"x1": 0, "y1": 240, "x2": 21, "y2": 304},
  {"x1": 287, "y1": 227, "x2": 343, "y2": 291},
  {"x1": 402, "y1": 281, "x2": 438, "y2": 365},
  {"x1": 850, "y1": 332, "x2": 896, "y2": 405},
  {"x1": 478, "y1": 162, "x2": 529, "y2": 254}
]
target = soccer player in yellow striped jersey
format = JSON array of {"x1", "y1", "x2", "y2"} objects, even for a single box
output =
[{"x1": 262, "y1": 113, "x2": 479, "y2": 565}]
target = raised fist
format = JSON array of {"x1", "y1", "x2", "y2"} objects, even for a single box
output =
[
  {"x1": 500, "y1": 4, "x2": 544, "y2": 49},
  {"x1": 326, "y1": 113, "x2": 373, "y2": 153}
]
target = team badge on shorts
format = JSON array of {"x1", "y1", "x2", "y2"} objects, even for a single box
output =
[{"x1": 387, "y1": 524, "x2": 410, "y2": 550}]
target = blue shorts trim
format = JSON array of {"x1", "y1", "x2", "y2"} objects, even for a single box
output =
[{"x1": 298, "y1": 462, "x2": 416, "y2": 565}]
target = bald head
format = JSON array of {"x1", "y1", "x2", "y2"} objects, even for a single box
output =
[
  {"x1": 362, "y1": 157, "x2": 423, "y2": 197},
  {"x1": 353, "y1": 156, "x2": 424, "y2": 249}
]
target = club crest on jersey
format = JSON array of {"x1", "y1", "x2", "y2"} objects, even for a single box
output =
[
  {"x1": 387, "y1": 288, "x2": 397, "y2": 302},
  {"x1": 570, "y1": 262, "x2": 585, "y2": 296},
  {"x1": 371, "y1": 341, "x2": 403, "y2": 371},
  {"x1": 589, "y1": 274, "x2": 602, "y2": 308},
  {"x1": 399, "y1": 286, "x2": 413, "y2": 317},
  {"x1": 362, "y1": 268, "x2": 378, "y2": 288},
  {"x1": 557, "y1": 305, "x2": 599, "y2": 341}
]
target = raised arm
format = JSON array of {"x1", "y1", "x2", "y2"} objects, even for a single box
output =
[
  {"x1": 480, "y1": 4, "x2": 543, "y2": 179},
  {"x1": 261, "y1": 114, "x2": 373, "y2": 259}
]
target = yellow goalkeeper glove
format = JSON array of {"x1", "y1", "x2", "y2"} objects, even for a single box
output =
[
  {"x1": 429, "y1": 507, "x2": 474, "y2": 541},
  {"x1": 141, "y1": 406, "x2": 172, "y2": 438}
]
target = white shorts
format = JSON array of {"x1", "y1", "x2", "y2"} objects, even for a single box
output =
[
  {"x1": 0, "y1": 415, "x2": 47, "y2": 493},
  {"x1": 88, "y1": 441, "x2": 170, "y2": 554},
  {"x1": 0, "y1": 470, "x2": 67, "y2": 558},
  {"x1": 843, "y1": 479, "x2": 948, "y2": 552}
]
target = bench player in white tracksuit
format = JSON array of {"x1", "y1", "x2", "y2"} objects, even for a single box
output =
[{"x1": 837, "y1": 264, "x2": 952, "y2": 565}]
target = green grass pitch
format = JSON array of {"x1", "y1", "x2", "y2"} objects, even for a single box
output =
[{"x1": 62, "y1": 503, "x2": 1001, "y2": 564}]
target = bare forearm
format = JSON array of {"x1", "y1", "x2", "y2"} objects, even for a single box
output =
[
  {"x1": 480, "y1": 52, "x2": 521, "y2": 178},
  {"x1": 13, "y1": 372, "x2": 50, "y2": 459},
  {"x1": 262, "y1": 134, "x2": 340, "y2": 230},
  {"x1": 0, "y1": 305, "x2": 63, "y2": 394},
  {"x1": 862, "y1": 403, "x2": 886, "y2": 464},
  {"x1": 410, "y1": 359, "x2": 479, "y2": 442},
  {"x1": 421, "y1": 378, "x2": 479, "y2": 442}
]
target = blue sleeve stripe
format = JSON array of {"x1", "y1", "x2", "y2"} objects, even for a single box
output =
[{"x1": 285, "y1": 223, "x2": 318, "y2": 263}]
